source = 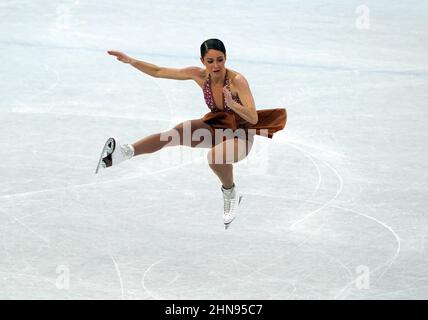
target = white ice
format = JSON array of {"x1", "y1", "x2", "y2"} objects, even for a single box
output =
[{"x1": 1, "y1": 0, "x2": 428, "y2": 299}]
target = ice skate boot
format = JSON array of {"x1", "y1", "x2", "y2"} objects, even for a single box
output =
[
  {"x1": 222, "y1": 184, "x2": 243, "y2": 230},
  {"x1": 95, "y1": 137, "x2": 134, "y2": 174}
]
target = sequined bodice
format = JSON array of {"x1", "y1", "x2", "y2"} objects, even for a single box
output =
[{"x1": 202, "y1": 70, "x2": 242, "y2": 113}]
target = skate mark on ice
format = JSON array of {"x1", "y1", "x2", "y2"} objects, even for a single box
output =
[
  {"x1": 421, "y1": 225, "x2": 428, "y2": 255},
  {"x1": 110, "y1": 255, "x2": 125, "y2": 300},
  {"x1": 4, "y1": 108, "x2": 171, "y2": 123},
  {"x1": 283, "y1": 139, "x2": 322, "y2": 210},
  {"x1": 293, "y1": 245, "x2": 353, "y2": 300},
  {"x1": 0, "y1": 208, "x2": 51, "y2": 245},
  {"x1": 0, "y1": 270, "x2": 58, "y2": 287},
  {"x1": 151, "y1": 75, "x2": 175, "y2": 125},
  {"x1": 356, "y1": 284, "x2": 428, "y2": 299},
  {"x1": 13, "y1": 63, "x2": 61, "y2": 114},
  {"x1": 222, "y1": 227, "x2": 324, "y2": 298},
  {"x1": 241, "y1": 136, "x2": 322, "y2": 222},
  {"x1": 2, "y1": 40, "x2": 428, "y2": 78},
  {"x1": 241, "y1": 191, "x2": 401, "y2": 289},
  {"x1": 232, "y1": 259, "x2": 297, "y2": 298},
  {"x1": 0, "y1": 155, "x2": 205, "y2": 200},
  {"x1": 283, "y1": 141, "x2": 343, "y2": 230},
  {"x1": 309, "y1": 246, "x2": 354, "y2": 300},
  {"x1": 141, "y1": 259, "x2": 164, "y2": 300},
  {"x1": 232, "y1": 224, "x2": 353, "y2": 299},
  {"x1": 0, "y1": 1, "x2": 30, "y2": 7},
  {"x1": 329, "y1": 204, "x2": 401, "y2": 295}
]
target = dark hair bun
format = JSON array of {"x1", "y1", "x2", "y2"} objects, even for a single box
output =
[{"x1": 200, "y1": 39, "x2": 226, "y2": 58}]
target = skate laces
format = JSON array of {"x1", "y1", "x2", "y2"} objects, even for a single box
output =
[{"x1": 222, "y1": 189, "x2": 236, "y2": 215}]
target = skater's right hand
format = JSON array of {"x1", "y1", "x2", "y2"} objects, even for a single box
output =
[{"x1": 107, "y1": 50, "x2": 134, "y2": 64}]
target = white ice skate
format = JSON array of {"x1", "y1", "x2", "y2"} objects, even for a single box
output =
[
  {"x1": 222, "y1": 184, "x2": 243, "y2": 230},
  {"x1": 94, "y1": 137, "x2": 134, "y2": 174}
]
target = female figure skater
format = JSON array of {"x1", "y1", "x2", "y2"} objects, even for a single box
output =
[{"x1": 96, "y1": 39, "x2": 286, "y2": 229}]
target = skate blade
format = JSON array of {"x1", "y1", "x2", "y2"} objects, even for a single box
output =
[
  {"x1": 94, "y1": 137, "x2": 116, "y2": 174},
  {"x1": 224, "y1": 219, "x2": 236, "y2": 230}
]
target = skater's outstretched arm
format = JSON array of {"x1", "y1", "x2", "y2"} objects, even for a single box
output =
[{"x1": 107, "y1": 50, "x2": 202, "y2": 80}]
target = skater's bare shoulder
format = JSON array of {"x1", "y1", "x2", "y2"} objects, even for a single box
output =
[
  {"x1": 225, "y1": 69, "x2": 252, "y2": 97},
  {"x1": 227, "y1": 69, "x2": 247, "y2": 86}
]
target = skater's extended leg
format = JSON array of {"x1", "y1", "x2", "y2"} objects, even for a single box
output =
[
  {"x1": 131, "y1": 131, "x2": 174, "y2": 155},
  {"x1": 132, "y1": 119, "x2": 215, "y2": 156},
  {"x1": 96, "y1": 119, "x2": 215, "y2": 172}
]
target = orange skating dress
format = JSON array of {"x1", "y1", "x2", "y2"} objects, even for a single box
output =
[{"x1": 201, "y1": 71, "x2": 287, "y2": 139}]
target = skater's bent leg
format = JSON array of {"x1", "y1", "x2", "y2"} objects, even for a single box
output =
[
  {"x1": 132, "y1": 119, "x2": 215, "y2": 156},
  {"x1": 209, "y1": 163, "x2": 234, "y2": 189},
  {"x1": 207, "y1": 137, "x2": 254, "y2": 188}
]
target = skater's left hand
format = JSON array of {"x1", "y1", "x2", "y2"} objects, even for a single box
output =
[{"x1": 223, "y1": 87, "x2": 235, "y2": 109}]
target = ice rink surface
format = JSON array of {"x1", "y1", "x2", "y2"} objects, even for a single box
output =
[{"x1": 1, "y1": 0, "x2": 427, "y2": 299}]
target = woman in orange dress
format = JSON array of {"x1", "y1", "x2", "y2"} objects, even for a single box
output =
[{"x1": 96, "y1": 39, "x2": 287, "y2": 229}]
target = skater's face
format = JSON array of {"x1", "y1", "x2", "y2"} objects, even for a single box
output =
[{"x1": 201, "y1": 49, "x2": 226, "y2": 76}]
